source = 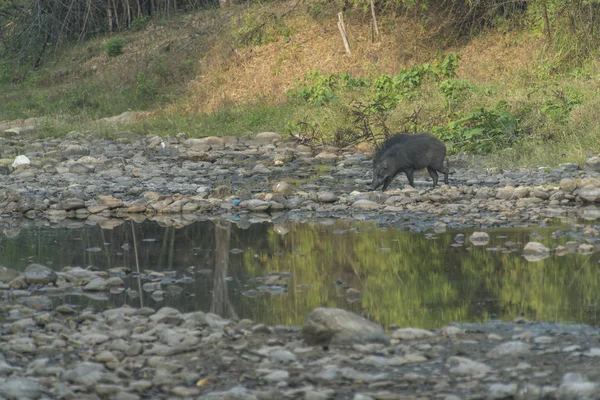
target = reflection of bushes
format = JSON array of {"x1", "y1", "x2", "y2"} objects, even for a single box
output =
[
  {"x1": 234, "y1": 222, "x2": 600, "y2": 329},
  {"x1": 4, "y1": 219, "x2": 600, "y2": 328}
]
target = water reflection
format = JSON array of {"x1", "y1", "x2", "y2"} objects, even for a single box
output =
[{"x1": 1, "y1": 216, "x2": 600, "y2": 329}]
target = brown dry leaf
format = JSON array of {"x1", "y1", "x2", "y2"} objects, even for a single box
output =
[{"x1": 196, "y1": 377, "x2": 214, "y2": 387}]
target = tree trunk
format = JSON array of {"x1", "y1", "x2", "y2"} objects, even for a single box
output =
[
  {"x1": 541, "y1": 0, "x2": 552, "y2": 45},
  {"x1": 79, "y1": 0, "x2": 92, "y2": 41},
  {"x1": 337, "y1": 12, "x2": 351, "y2": 54},
  {"x1": 112, "y1": 0, "x2": 120, "y2": 30},
  {"x1": 125, "y1": 0, "x2": 131, "y2": 28},
  {"x1": 370, "y1": 0, "x2": 379, "y2": 40},
  {"x1": 107, "y1": 0, "x2": 113, "y2": 32}
]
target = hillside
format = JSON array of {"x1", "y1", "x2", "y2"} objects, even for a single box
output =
[{"x1": 1, "y1": 1, "x2": 600, "y2": 167}]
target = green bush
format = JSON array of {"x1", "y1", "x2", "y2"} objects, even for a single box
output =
[
  {"x1": 287, "y1": 70, "x2": 367, "y2": 106},
  {"x1": 286, "y1": 54, "x2": 470, "y2": 147},
  {"x1": 135, "y1": 72, "x2": 161, "y2": 105},
  {"x1": 541, "y1": 88, "x2": 584, "y2": 124},
  {"x1": 438, "y1": 79, "x2": 473, "y2": 113},
  {"x1": 232, "y1": 10, "x2": 295, "y2": 47},
  {"x1": 131, "y1": 15, "x2": 150, "y2": 31},
  {"x1": 437, "y1": 105, "x2": 520, "y2": 154},
  {"x1": 104, "y1": 37, "x2": 125, "y2": 57}
]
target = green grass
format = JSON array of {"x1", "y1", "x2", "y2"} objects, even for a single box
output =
[
  {"x1": 1, "y1": 83, "x2": 137, "y2": 121},
  {"x1": 124, "y1": 101, "x2": 296, "y2": 137}
]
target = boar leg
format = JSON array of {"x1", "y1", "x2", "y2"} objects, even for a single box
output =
[
  {"x1": 381, "y1": 175, "x2": 394, "y2": 191},
  {"x1": 443, "y1": 161, "x2": 449, "y2": 184},
  {"x1": 432, "y1": 160, "x2": 450, "y2": 185},
  {"x1": 427, "y1": 167, "x2": 439, "y2": 187},
  {"x1": 404, "y1": 169, "x2": 415, "y2": 187}
]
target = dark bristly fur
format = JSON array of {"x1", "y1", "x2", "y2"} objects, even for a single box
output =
[
  {"x1": 371, "y1": 132, "x2": 449, "y2": 191},
  {"x1": 372, "y1": 133, "x2": 412, "y2": 164}
]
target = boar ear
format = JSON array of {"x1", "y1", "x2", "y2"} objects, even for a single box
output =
[{"x1": 382, "y1": 161, "x2": 388, "y2": 168}]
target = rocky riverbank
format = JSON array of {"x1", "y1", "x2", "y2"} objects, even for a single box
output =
[
  {"x1": 2, "y1": 129, "x2": 600, "y2": 399},
  {"x1": 0, "y1": 130, "x2": 600, "y2": 230},
  {"x1": 0, "y1": 303, "x2": 600, "y2": 399}
]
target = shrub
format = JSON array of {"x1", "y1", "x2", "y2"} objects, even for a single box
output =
[
  {"x1": 131, "y1": 15, "x2": 150, "y2": 31},
  {"x1": 437, "y1": 105, "x2": 520, "y2": 154},
  {"x1": 287, "y1": 70, "x2": 367, "y2": 106},
  {"x1": 232, "y1": 10, "x2": 294, "y2": 47},
  {"x1": 105, "y1": 37, "x2": 125, "y2": 57}
]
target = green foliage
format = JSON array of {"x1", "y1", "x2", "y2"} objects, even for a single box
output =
[
  {"x1": 307, "y1": 0, "x2": 329, "y2": 18},
  {"x1": 0, "y1": 61, "x2": 13, "y2": 85},
  {"x1": 541, "y1": 88, "x2": 584, "y2": 124},
  {"x1": 434, "y1": 52, "x2": 460, "y2": 78},
  {"x1": 287, "y1": 53, "x2": 469, "y2": 146},
  {"x1": 104, "y1": 37, "x2": 125, "y2": 57},
  {"x1": 438, "y1": 104, "x2": 519, "y2": 154},
  {"x1": 371, "y1": 54, "x2": 460, "y2": 112},
  {"x1": 135, "y1": 72, "x2": 161, "y2": 105},
  {"x1": 61, "y1": 86, "x2": 101, "y2": 111},
  {"x1": 287, "y1": 70, "x2": 368, "y2": 106},
  {"x1": 438, "y1": 79, "x2": 473, "y2": 113},
  {"x1": 127, "y1": 101, "x2": 295, "y2": 137},
  {"x1": 372, "y1": 65, "x2": 430, "y2": 110},
  {"x1": 131, "y1": 15, "x2": 150, "y2": 31},
  {"x1": 288, "y1": 53, "x2": 460, "y2": 112},
  {"x1": 232, "y1": 10, "x2": 294, "y2": 47}
]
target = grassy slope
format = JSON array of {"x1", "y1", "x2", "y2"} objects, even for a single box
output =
[{"x1": 1, "y1": 2, "x2": 600, "y2": 168}]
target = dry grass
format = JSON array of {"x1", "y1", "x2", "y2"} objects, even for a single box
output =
[
  {"x1": 28, "y1": 2, "x2": 544, "y2": 120},
  {"x1": 183, "y1": 17, "x2": 393, "y2": 112},
  {"x1": 173, "y1": 3, "x2": 543, "y2": 114},
  {"x1": 453, "y1": 31, "x2": 542, "y2": 84},
  {"x1": 179, "y1": 4, "x2": 446, "y2": 113}
]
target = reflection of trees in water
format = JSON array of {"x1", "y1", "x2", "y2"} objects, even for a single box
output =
[
  {"x1": 210, "y1": 219, "x2": 238, "y2": 319},
  {"x1": 130, "y1": 220, "x2": 143, "y2": 308},
  {"x1": 3, "y1": 218, "x2": 600, "y2": 328}
]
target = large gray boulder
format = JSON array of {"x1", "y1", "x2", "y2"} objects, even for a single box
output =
[{"x1": 302, "y1": 307, "x2": 390, "y2": 346}]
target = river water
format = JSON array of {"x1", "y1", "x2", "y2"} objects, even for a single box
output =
[{"x1": 1, "y1": 217, "x2": 599, "y2": 329}]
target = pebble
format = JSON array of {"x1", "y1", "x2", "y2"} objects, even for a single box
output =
[
  {"x1": 0, "y1": 377, "x2": 43, "y2": 400},
  {"x1": 487, "y1": 341, "x2": 530, "y2": 358},
  {"x1": 391, "y1": 328, "x2": 435, "y2": 340}
]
